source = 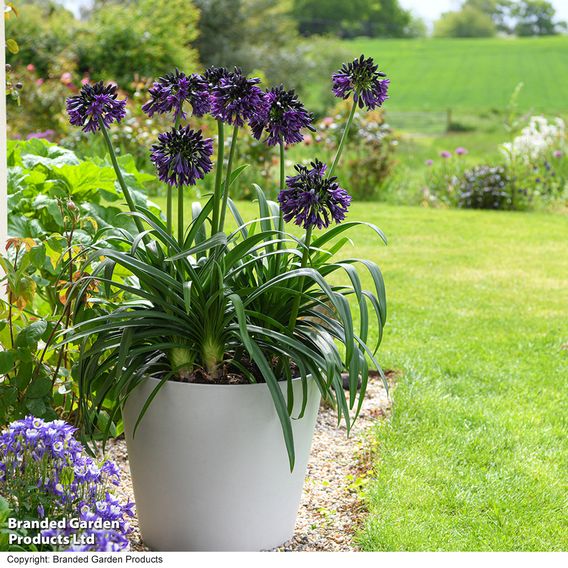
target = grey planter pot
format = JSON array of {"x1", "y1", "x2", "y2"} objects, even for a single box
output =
[{"x1": 122, "y1": 376, "x2": 321, "y2": 551}]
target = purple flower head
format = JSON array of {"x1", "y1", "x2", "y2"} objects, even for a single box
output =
[
  {"x1": 553, "y1": 150, "x2": 563, "y2": 158},
  {"x1": 332, "y1": 55, "x2": 389, "y2": 111},
  {"x1": 425, "y1": 159, "x2": 434, "y2": 166},
  {"x1": 278, "y1": 159, "x2": 351, "y2": 230},
  {"x1": 142, "y1": 69, "x2": 210, "y2": 120},
  {"x1": 440, "y1": 151, "x2": 452, "y2": 159},
  {"x1": 150, "y1": 126, "x2": 213, "y2": 187},
  {"x1": 249, "y1": 86, "x2": 315, "y2": 147},
  {"x1": 202, "y1": 66, "x2": 231, "y2": 89},
  {"x1": 455, "y1": 147, "x2": 468, "y2": 156},
  {"x1": 210, "y1": 68, "x2": 267, "y2": 126},
  {"x1": 66, "y1": 82, "x2": 126, "y2": 133}
]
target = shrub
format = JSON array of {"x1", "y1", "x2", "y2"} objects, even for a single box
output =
[
  {"x1": 0, "y1": 140, "x2": 159, "y2": 426},
  {"x1": 315, "y1": 101, "x2": 397, "y2": 200},
  {"x1": 78, "y1": 0, "x2": 200, "y2": 87},
  {"x1": 457, "y1": 165, "x2": 512, "y2": 210}
]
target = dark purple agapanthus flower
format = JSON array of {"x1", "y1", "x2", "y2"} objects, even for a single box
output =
[
  {"x1": 66, "y1": 82, "x2": 126, "y2": 133},
  {"x1": 202, "y1": 66, "x2": 231, "y2": 89},
  {"x1": 332, "y1": 55, "x2": 389, "y2": 111},
  {"x1": 250, "y1": 86, "x2": 315, "y2": 147},
  {"x1": 150, "y1": 126, "x2": 213, "y2": 187},
  {"x1": 210, "y1": 67, "x2": 267, "y2": 127},
  {"x1": 142, "y1": 69, "x2": 210, "y2": 120},
  {"x1": 278, "y1": 159, "x2": 351, "y2": 230}
]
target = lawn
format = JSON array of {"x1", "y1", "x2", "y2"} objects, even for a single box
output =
[
  {"x1": 160, "y1": 198, "x2": 567, "y2": 550},
  {"x1": 345, "y1": 36, "x2": 568, "y2": 114},
  {"x1": 351, "y1": 204, "x2": 568, "y2": 550}
]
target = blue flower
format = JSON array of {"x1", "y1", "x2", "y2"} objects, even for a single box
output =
[
  {"x1": 278, "y1": 160, "x2": 351, "y2": 229},
  {"x1": 332, "y1": 55, "x2": 389, "y2": 110},
  {"x1": 150, "y1": 126, "x2": 214, "y2": 187},
  {"x1": 210, "y1": 68, "x2": 267, "y2": 126},
  {"x1": 250, "y1": 86, "x2": 314, "y2": 147},
  {"x1": 142, "y1": 69, "x2": 210, "y2": 119},
  {"x1": 66, "y1": 82, "x2": 127, "y2": 133}
]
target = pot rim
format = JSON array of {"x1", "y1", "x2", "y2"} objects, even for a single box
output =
[{"x1": 140, "y1": 374, "x2": 310, "y2": 391}]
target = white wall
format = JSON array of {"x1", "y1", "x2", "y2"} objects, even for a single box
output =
[{"x1": 1, "y1": 1, "x2": 7, "y2": 248}]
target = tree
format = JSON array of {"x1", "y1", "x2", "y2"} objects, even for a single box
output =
[
  {"x1": 434, "y1": 5, "x2": 497, "y2": 37},
  {"x1": 292, "y1": 0, "x2": 415, "y2": 38},
  {"x1": 512, "y1": 0, "x2": 563, "y2": 36},
  {"x1": 463, "y1": 0, "x2": 513, "y2": 33},
  {"x1": 292, "y1": 0, "x2": 373, "y2": 36}
]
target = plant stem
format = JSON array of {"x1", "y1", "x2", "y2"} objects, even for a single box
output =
[
  {"x1": 178, "y1": 185, "x2": 184, "y2": 245},
  {"x1": 328, "y1": 99, "x2": 357, "y2": 178},
  {"x1": 287, "y1": 226, "x2": 313, "y2": 333},
  {"x1": 99, "y1": 120, "x2": 145, "y2": 235},
  {"x1": 166, "y1": 186, "x2": 173, "y2": 235},
  {"x1": 218, "y1": 125, "x2": 239, "y2": 233},
  {"x1": 277, "y1": 139, "x2": 285, "y2": 245},
  {"x1": 211, "y1": 120, "x2": 225, "y2": 235}
]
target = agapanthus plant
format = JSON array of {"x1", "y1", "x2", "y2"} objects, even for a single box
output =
[
  {"x1": 0, "y1": 417, "x2": 133, "y2": 552},
  {"x1": 65, "y1": 55, "x2": 389, "y2": 469}
]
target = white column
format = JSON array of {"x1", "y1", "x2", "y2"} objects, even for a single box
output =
[{"x1": 0, "y1": 1, "x2": 7, "y2": 248}]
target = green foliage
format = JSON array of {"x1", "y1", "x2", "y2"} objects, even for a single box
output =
[
  {"x1": 0, "y1": 496, "x2": 32, "y2": 552},
  {"x1": 0, "y1": 140, "x2": 159, "y2": 427},
  {"x1": 78, "y1": 0, "x2": 200, "y2": 87},
  {"x1": 316, "y1": 102, "x2": 397, "y2": 200},
  {"x1": 292, "y1": 0, "x2": 415, "y2": 38},
  {"x1": 71, "y1": 194, "x2": 387, "y2": 469},
  {"x1": 434, "y1": 5, "x2": 497, "y2": 38},
  {"x1": 4, "y1": 1, "x2": 78, "y2": 78},
  {"x1": 194, "y1": 0, "x2": 350, "y2": 109},
  {"x1": 7, "y1": 139, "x2": 159, "y2": 239},
  {"x1": 512, "y1": 0, "x2": 564, "y2": 36},
  {"x1": 456, "y1": 165, "x2": 511, "y2": 209}
]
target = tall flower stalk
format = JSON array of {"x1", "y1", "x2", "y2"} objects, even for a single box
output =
[{"x1": 218, "y1": 125, "x2": 239, "y2": 232}]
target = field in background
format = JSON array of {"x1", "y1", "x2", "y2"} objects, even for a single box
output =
[{"x1": 346, "y1": 36, "x2": 568, "y2": 114}]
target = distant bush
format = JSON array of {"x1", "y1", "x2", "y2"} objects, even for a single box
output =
[
  {"x1": 434, "y1": 6, "x2": 496, "y2": 38},
  {"x1": 316, "y1": 101, "x2": 397, "y2": 200},
  {"x1": 457, "y1": 165, "x2": 512, "y2": 210}
]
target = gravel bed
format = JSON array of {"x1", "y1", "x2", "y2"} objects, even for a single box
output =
[{"x1": 105, "y1": 372, "x2": 393, "y2": 552}]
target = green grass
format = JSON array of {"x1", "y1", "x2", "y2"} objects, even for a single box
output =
[
  {"x1": 345, "y1": 36, "x2": 568, "y2": 114},
  {"x1": 158, "y1": 197, "x2": 567, "y2": 550},
  {"x1": 348, "y1": 204, "x2": 568, "y2": 551}
]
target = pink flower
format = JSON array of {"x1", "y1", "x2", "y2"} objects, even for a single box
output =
[
  {"x1": 36, "y1": 78, "x2": 44, "y2": 86},
  {"x1": 425, "y1": 159, "x2": 434, "y2": 166},
  {"x1": 322, "y1": 117, "x2": 334, "y2": 127},
  {"x1": 440, "y1": 151, "x2": 452, "y2": 159},
  {"x1": 60, "y1": 72, "x2": 73, "y2": 85},
  {"x1": 81, "y1": 75, "x2": 90, "y2": 86},
  {"x1": 26, "y1": 64, "x2": 36, "y2": 72},
  {"x1": 303, "y1": 134, "x2": 313, "y2": 146},
  {"x1": 455, "y1": 147, "x2": 468, "y2": 156},
  {"x1": 553, "y1": 150, "x2": 563, "y2": 158}
]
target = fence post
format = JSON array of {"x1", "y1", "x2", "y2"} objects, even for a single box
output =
[{"x1": 446, "y1": 108, "x2": 452, "y2": 132}]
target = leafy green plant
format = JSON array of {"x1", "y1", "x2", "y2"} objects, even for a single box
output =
[
  {"x1": 66, "y1": 58, "x2": 390, "y2": 469},
  {"x1": 1, "y1": 140, "x2": 160, "y2": 427},
  {"x1": 457, "y1": 165, "x2": 512, "y2": 210}
]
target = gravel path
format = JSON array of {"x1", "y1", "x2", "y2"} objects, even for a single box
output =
[{"x1": 105, "y1": 372, "x2": 393, "y2": 552}]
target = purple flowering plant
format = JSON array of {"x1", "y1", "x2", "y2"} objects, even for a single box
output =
[
  {"x1": 66, "y1": 55, "x2": 389, "y2": 469},
  {"x1": 0, "y1": 417, "x2": 134, "y2": 551}
]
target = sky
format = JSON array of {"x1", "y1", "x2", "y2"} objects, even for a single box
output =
[{"x1": 61, "y1": 0, "x2": 568, "y2": 24}]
